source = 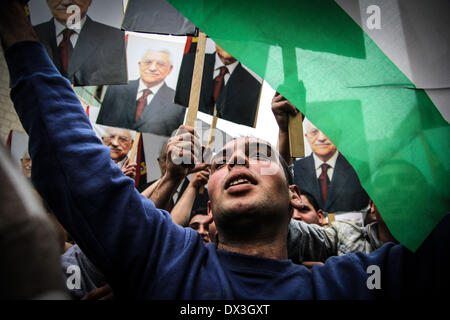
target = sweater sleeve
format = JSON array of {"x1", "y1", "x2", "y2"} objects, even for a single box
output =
[
  {"x1": 312, "y1": 213, "x2": 450, "y2": 299},
  {"x1": 5, "y1": 41, "x2": 199, "y2": 298},
  {"x1": 287, "y1": 219, "x2": 336, "y2": 263}
]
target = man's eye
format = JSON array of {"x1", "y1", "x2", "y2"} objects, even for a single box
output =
[
  {"x1": 212, "y1": 160, "x2": 226, "y2": 170},
  {"x1": 299, "y1": 206, "x2": 311, "y2": 213},
  {"x1": 249, "y1": 152, "x2": 270, "y2": 160}
]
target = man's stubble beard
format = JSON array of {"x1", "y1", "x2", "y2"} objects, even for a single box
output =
[{"x1": 211, "y1": 187, "x2": 291, "y2": 243}]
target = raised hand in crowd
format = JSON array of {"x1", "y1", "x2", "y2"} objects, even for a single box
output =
[
  {"x1": 189, "y1": 168, "x2": 210, "y2": 190},
  {"x1": 143, "y1": 125, "x2": 207, "y2": 211},
  {"x1": 271, "y1": 92, "x2": 300, "y2": 165},
  {"x1": 171, "y1": 168, "x2": 210, "y2": 227},
  {"x1": 121, "y1": 158, "x2": 138, "y2": 179},
  {"x1": 0, "y1": 0, "x2": 38, "y2": 51}
]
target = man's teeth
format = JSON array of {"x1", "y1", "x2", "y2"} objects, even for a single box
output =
[{"x1": 229, "y1": 178, "x2": 250, "y2": 187}]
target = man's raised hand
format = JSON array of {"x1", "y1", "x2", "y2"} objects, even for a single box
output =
[
  {"x1": 271, "y1": 92, "x2": 299, "y2": 133},
  {"x1": 0, "y1": 0, "x2": 39, "y2": 50},
  {"x1": 165, "y1": 125, "x2": 204, "y2": 181}
]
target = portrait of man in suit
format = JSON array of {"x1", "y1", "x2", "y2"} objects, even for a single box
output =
[
  {"x1": 293, "y1": 119, "x2": 369, "y2": 213},
  {"x1": 96, "y1": 48, "x2": 186, "y2": 137},
  {"x1": 101, "y1": 126, "x2": 137, "y2": 179},
  {"x1": 32, "y1": 0, "x2": 127, "y2": 86},
  {"x1": 175, "y1": 42, "x2": 262, "y2": 127}
]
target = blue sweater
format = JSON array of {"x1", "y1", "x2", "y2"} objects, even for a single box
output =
[{"x1": 6, "y1": 41, "x2": 449, "y2": 299}]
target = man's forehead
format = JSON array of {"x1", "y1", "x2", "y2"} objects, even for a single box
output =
[
  {"x1": 105, "y1": 128, "x2": 131, "y2": 138},
  {"x1": 300, "y1": 195, "x2": 313, "y2": 207},
  {"x1": 304, "y1": 119, "x2": 318, "y2": 132},
  {"x1": 210, "y1": 137, "x2": 280, "y2": 168},
  {"x1": 221, "y1": 137, "x2": 273, "y2": 152},
  {"x1": 143, "y1": 50, "x2": 170, "y2": 61},
  {"x1": 190, "y1": 214, "x2": 209, "y2": 223}
]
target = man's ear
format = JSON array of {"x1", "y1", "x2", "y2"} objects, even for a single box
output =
[
  {"x1": 207, "y1": 200, "x2": 212, "y2": 216},
  {"x1": 205, "y1": 211, "x2": 214, "y2": 224},
  {"x1": 369, "y1": 199, "x2": 375, "y2": 212},
  {"x1": 289, "y1": 184, "x2": 301, "y2": 196},
  {"x1": 317, "y1": 209, "x2": 325, "y2": 226},
  {"x1": 289, "y1": 185, "x2": 302, "y2": 209}
]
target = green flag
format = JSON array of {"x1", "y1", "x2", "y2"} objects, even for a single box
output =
[{"x1": 168, "y1": 0, "x2": 450, "y2": 251}]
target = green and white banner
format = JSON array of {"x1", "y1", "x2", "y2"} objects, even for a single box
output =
[{"x1": 168, "y1": 0, "x2": 450, "y2": 251}]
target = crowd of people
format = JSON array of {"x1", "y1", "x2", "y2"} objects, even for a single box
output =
[{"x1": 0, "y1": 0, "x2": 448, "y2": 301}]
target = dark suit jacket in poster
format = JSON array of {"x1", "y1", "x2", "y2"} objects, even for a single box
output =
[
  {"x1": 96, "y1": 79, "x2": 186, "y2": 137},
  {"x1": 293, "y1": 153, "x2": 369, "y2": 213},
  {"x1": 175, "y1": 53, "x2": 262, "y2": 127},
  {"x1": 33, "y1": 16, "x2": 127, "y2": 86}
]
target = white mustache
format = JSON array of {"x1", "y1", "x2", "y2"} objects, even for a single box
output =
[
  {"x1": 110, "y1": 146, "x2": 122, "y2": 152},
  {"x1": 56, "y1": 5, "x2": 72, "y2": 10},
  {"x1": 143, "y1": 70, "x2": 159, "y2": 75}
]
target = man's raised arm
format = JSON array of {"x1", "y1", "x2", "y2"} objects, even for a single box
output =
[{"x1": 0, "y1": 1, "x2": 201, "y2": 299}]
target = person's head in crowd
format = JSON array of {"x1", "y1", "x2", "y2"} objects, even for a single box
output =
[
  {"x1": 188, "y1": 208, "x2": 215, "y2": 245},
  {"x1": 304, "y1": 118, "x2": 337, "y2": 162},
  {"x1": 368, "y1": 199, "x2": 397, "y2": 243},
  {"x1": 215, "y1": 43, "x2": 237, "y2": 66},
  {"x1": 101, "y1": 127, "x2": 133, "y2": 164},
  {"x1": 363, "y1": 199, "x2": 378, "y2": 223},
  {"x1": 289, "y1": 185, "x2": 325, "y2": 225},
  {"x1": 207, "y1": 137, "x2": 293, "y2": 252},
  {"x1": 139, "y1": 49, "x2": 173, "y2": 88},
  {"x1": 46, "y1": 0, "x2": 93, "y2": 26},
  {"x1": 364, "y1": 200, "x2": 377, "y2": 225},
  {"x1": 157, "y1": 141, "x2": 168, "y2": 176},
  {"x1": 0, "y1": 144, "x2": 68, "y2": 300},
  {"x1": 371, "y1": 159, "x2": 431, "y2": 216},
  {"x1": 20, "y1": 150, "x2": 32, "y2": 179}
]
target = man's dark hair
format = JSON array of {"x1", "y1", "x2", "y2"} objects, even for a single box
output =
[
  {"x1": 300, "y1": 190, "x2": 321, "y2": 212},
  {"x1": 189, "y1": 207, "x2": 208, "y2": 223}
]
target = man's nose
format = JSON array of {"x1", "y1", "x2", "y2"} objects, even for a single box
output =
[
  {"x1": 198, "y1": 224, "x2": 208, "y2": 235},
  {"x1": 111, "y1": 137, "x2": 120, "y2": 146},
  {"x1": 227, "y1": 150, "x2": 249, "y2": 170},
  {"x1": 317, "y1": 131, "x2": 328, "y2": 141},
  {"x1": 148, "y1": 61, "x2": 158, "y2": 70}
]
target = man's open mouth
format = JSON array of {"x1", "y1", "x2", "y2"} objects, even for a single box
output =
[{"x1": 225, "y1": 174, "x2": 257, "y2": 190}]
